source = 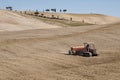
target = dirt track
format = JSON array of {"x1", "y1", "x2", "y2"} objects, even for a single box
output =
[{"x1": 0, "y1": 23, "x2": 120, "y2": 80}]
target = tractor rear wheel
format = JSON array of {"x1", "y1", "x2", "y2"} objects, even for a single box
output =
[{"x1": 92, "y1": 50, "x2": 98, "y2": 56}]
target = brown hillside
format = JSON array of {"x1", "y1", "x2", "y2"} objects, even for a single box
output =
[
  {"x1": 0, "y1": 10, "x2": 61, "y2": 31},
  {"x1": 0, "y1": 10, "x2": 120, "y2": 80}
]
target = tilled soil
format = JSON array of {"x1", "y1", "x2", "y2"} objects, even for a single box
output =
[{"x1": 0, "y1": 24, "x2": 120, "y2": 80}]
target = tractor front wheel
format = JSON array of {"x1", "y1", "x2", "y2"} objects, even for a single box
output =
[{"x1": 83, "y1": 52, "x2": 92, "y2": 57}]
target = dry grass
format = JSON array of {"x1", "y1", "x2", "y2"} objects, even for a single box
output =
[
  {"x1": 0, "y1": 22, "x2": 120, "y2": 80},
  {"x1": 0, "y1": 10, "x2": 120, "y2": 80}
]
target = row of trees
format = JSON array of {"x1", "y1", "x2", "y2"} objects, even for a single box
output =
[
  {"x1": 44, "y1": 9, "x2": 67, "y2": 13},
  {"x1": 34, "y1": 10, "x2": 69, "y2": 20},
  {"x1": 34, "y1": 9, "x2": 67, "y2": 16},
  {"x1": 5, "y1": 6, "x2": 67, "y2": 13}
]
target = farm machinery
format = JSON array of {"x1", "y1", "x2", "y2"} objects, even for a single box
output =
[{"x1": 68, "y1": 43, "x2": 98, "y2": 57}]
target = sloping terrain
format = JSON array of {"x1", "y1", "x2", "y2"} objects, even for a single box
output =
[
  {"x1": 68, "y1": 13, "x2": 120, "y2": 24},
  {"x1": 0, "y1": 10, "x2": 61, "y2": 32},
  {"x1": 0, "y1": 10, "x2": 120, "y2": 80},
  {"x1": 30, "y1": 12, "x2": 120, "y2": 25},
  {"x1": 0, "y1": 10, "x2": 120, "y2": 32},
  {"x1": 0, "y1": 22, "x2": 120, "y2": 80}
]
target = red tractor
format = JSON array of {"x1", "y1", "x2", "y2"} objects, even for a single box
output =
[{"x1": 68, "y1": 43, "x2": 98, "y2": 57}]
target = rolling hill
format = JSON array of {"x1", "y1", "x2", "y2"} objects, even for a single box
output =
[
  {"x1": 0, "y1": 10, "x2": 120, "y2": 80},
  {"x1": 0, "y1": 10, "x2": 120, "y2": 31}
]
